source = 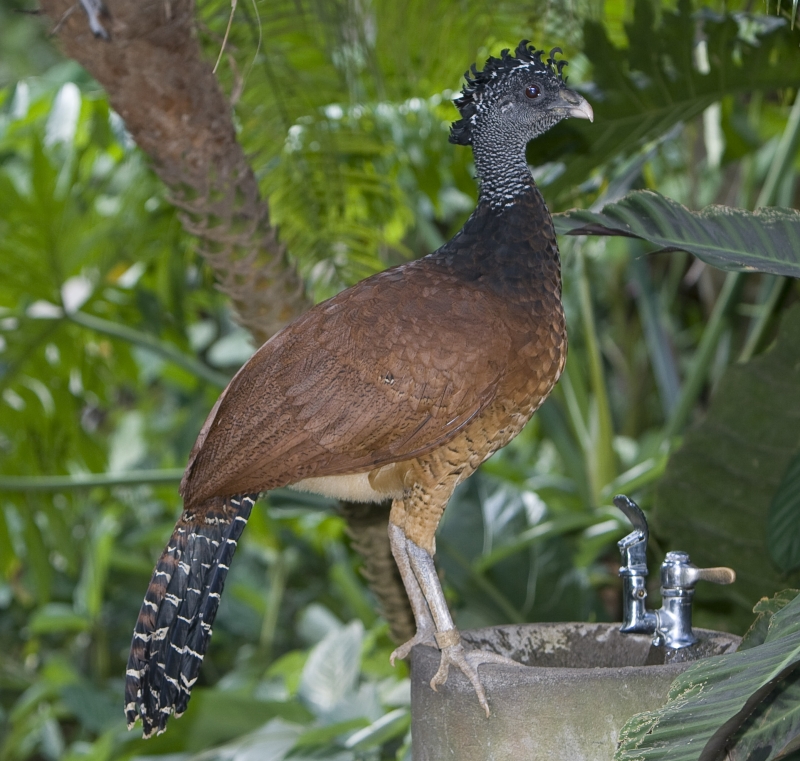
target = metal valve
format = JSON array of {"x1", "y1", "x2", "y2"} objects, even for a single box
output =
[{"x1": 614, "y1": 495, "x2": 736, "y2": 649}]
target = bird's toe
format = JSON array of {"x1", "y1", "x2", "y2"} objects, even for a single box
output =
[
  {"x1": 390, "y1": 626, "x2": 437, "y2": 666},
  {"x1": 430, "y1": 642, "x2": 526, "y2": 717}
]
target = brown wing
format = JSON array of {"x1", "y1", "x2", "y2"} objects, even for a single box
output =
[{"x1": 180, "y1": 260, "x2": 513, "y2": 507}]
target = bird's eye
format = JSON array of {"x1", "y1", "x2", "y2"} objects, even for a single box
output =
[{"x1": 525, "y1": 85, "x2": 541, "y2": 99}]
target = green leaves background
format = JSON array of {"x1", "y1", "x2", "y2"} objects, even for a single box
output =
[
  {"x1": 653, "y1": 306, "x2": 800, "y2": 631},
  {"x1": 1, "y1": 0, "x2": 800, "y2": 759}
]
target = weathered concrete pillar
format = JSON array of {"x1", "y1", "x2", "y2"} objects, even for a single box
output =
[{"x1": 411, "y1": 623, "x2": 740, "y2": 761}]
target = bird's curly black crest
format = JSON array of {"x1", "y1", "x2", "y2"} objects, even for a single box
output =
[{"x1": 450, "y1": 41, "x2": 569, "y2": 146}]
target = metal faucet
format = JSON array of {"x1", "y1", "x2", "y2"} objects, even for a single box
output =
[{"x1": 614, "y1": 495, "x2": 736, "y2": 649}]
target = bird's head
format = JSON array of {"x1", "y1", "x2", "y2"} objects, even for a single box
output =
[{"x1": 450, "y1": 41, "x2": 593, "y2": 148}]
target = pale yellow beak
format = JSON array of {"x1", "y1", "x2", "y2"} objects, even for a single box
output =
[{"x1": 554, "y1": 88, "x2": 594, "y2": 123}]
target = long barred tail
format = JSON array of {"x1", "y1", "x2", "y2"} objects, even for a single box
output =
[{"x1": 125, "y1": 493, "x2": 257, "y2": 737}]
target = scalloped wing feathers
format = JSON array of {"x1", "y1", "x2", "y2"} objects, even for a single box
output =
[{"x1": 180, "y1": 262, "x2": 513, "y2": 507}]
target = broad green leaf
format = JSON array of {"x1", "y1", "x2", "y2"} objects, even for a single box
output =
[
  {"x1": 615, "y1": 594, "x2": 800, "y2": 761},
  {"x1": 124, "y1": 693, "x2": 313, "y2": 755},
  {"x1": 267, "y1": 650, "x2": 309, "y2": 697},
  {"x1": 474, "y1": 511, "x2": 612, "y2": 572},
  {"x1": 438, "y1": 473, "x2": 606, "y2": 627},
  {"x1": 653, "y1": 306, "x2": 800, "y2": 631},
  {"x1": 530, "y1": 0, "x2": 800, "y2": 204},
  {"x1": 60, "y1": 683, "x2": 121, "y2": 734},
  {"x1": 298, "y1": 621, "x2": 364, "y2": 714},
  {"x1": 60, "y1": 728, "x2": 116, "y2": 761},
  {"x1": 328, "y1": 548, "x2": 379, "y2": 628},
  {"x1": 188, "y1": 717, "x2": 304, "y2": 760},
  {"x1": 68, "y1": 311, "x2": 229, "y2": 388},
  {"x1": 245, "y1": 725, "x2": 356, "y2": 761},
  {"x1": 726, "y1": 670, "x2": 800, "y2": 761},
  {"x1": 554, "y1": 191, "x2": 800, "y2": 278},
  {"x1": 29, "y1": 603, "x2": 90, "y2": 634},
  {"x1": 767, "y1": 449, "x2": 800, "y2": 572},
  {"x1": 741, "y1": 591, "x2": 800, "y2": 651}
]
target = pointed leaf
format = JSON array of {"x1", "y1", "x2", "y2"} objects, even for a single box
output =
[
  {"x1": 190, "y1": 717, "x2": 304, "y2": 761},
  {"x1": 741, "y1": 591, "x2": 800, "y2": 651},
  {"x1": 344, "y1": 708, "x2": 410, "y2": 751},
  {"x1": 21, "y1": 507, "x2": 52, "y2": 604},
  {"x1": 554, "y1": 192, "x2": 800, "y2": 278},
  {"x1": 124, "y1": 692, "x2": 312, "y2": 755},
  {"x1": 0, "y1": 506, "x2": 18, "y2": 577}
]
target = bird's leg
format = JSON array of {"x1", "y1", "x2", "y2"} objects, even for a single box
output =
[
  {"x1": 388, "y1": 515, "x2": 437, "y2": 664},
  {"x1": 388, "y1": 472, "x2": 525, "y2": 715},
  {"x1": 404, "y1": 537, "x2": 523, "y2": 717}
]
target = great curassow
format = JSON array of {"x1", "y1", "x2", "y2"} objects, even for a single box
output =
[{"x1": 126, "y1": 40, "x2": 593, "y2": 737}]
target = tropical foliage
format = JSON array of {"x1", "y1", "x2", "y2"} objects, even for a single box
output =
[{"x1": 1, "y1": 0, "x2": 799, "y2": 759}]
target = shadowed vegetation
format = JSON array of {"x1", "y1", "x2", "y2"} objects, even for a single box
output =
[{"x1": 1, "y1": 0, "x2": 799, "y2": 758}]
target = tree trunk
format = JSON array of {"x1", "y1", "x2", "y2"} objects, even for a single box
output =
[{"x1": 39, "y1": 0, "x2": 309, "y2": 344}]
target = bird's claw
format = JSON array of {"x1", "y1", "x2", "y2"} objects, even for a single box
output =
[
  {"x1": 430, "y1": 643, "x2": 524, "y2": 717},
  {"x1": 390, "y1": 626, "x2": 437, "y2": 666}
]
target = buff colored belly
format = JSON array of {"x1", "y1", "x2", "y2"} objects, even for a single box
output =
[{"x1": 290, "y1": 469, "x2": 404, "y2": 503}]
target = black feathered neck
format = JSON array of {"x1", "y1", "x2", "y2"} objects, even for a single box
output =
[{"x1": 450, "y1": 41, "x2": 568, "y2": 147}]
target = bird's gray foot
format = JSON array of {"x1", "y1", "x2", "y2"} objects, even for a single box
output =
[
  {"x1": 389, "y1": 623, "x2": 437, "y2": 665},
  {"x1": 430, "y1": 630, "x2": 525, "y2": 717}
]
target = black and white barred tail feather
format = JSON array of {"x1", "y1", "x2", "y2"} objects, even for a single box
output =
[{"x1": 125, "y1": 493, "x2": 257, "y2": 737}]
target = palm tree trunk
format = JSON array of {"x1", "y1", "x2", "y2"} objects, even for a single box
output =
[{"x1": 39, "y1": 0, "x2": 309, "y2": 344}]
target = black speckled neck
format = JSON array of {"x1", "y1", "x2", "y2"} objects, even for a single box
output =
[{"x1": 470, "y1": 111, "x2": 559, "y2": 211}]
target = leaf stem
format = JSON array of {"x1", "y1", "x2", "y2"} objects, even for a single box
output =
[
  {"x1": 259, "y1": 548, "x2": 288, "y2": 662},
  {"x1": 738, "y1": 275, "x2": 789, "y2": 363},
  {"x1": 577, "y1": 246, "x2": 617, "y2": 503},
  {"x1": 0, "y1": 469, "x2": 184, "y2": 491},
  {"x1": 663, "y1": 271, "x2": 744, "y2": 440},
  {"x1": 738, "y1": 92, "x2": 800, "y2": 363},
  {"x1": 438, "y1": 539, "x2": 524, "y2": 624},
  {"x1": 475, "y1": 513, "x2": 602, "y2": 573},
  {"x1": 68, "y1": 311, "x2": 230, "y2": 388},
  {"x1": 756, "y1": 91, "x2": 800, "y2": 210},
  {"x1": 630, "y1": 251, "x2": 681, "y2": 417}
]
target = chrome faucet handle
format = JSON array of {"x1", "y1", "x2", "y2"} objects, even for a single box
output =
[
  {"x1": 661, "y1": 553, "x2": 736, "y2": 588},
  {"x1": 695, "y1": 567, "x2": 737, "y2": 585},
  {"x1": 656, "y1": 551, "x2": 736, "y2": 649}
]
